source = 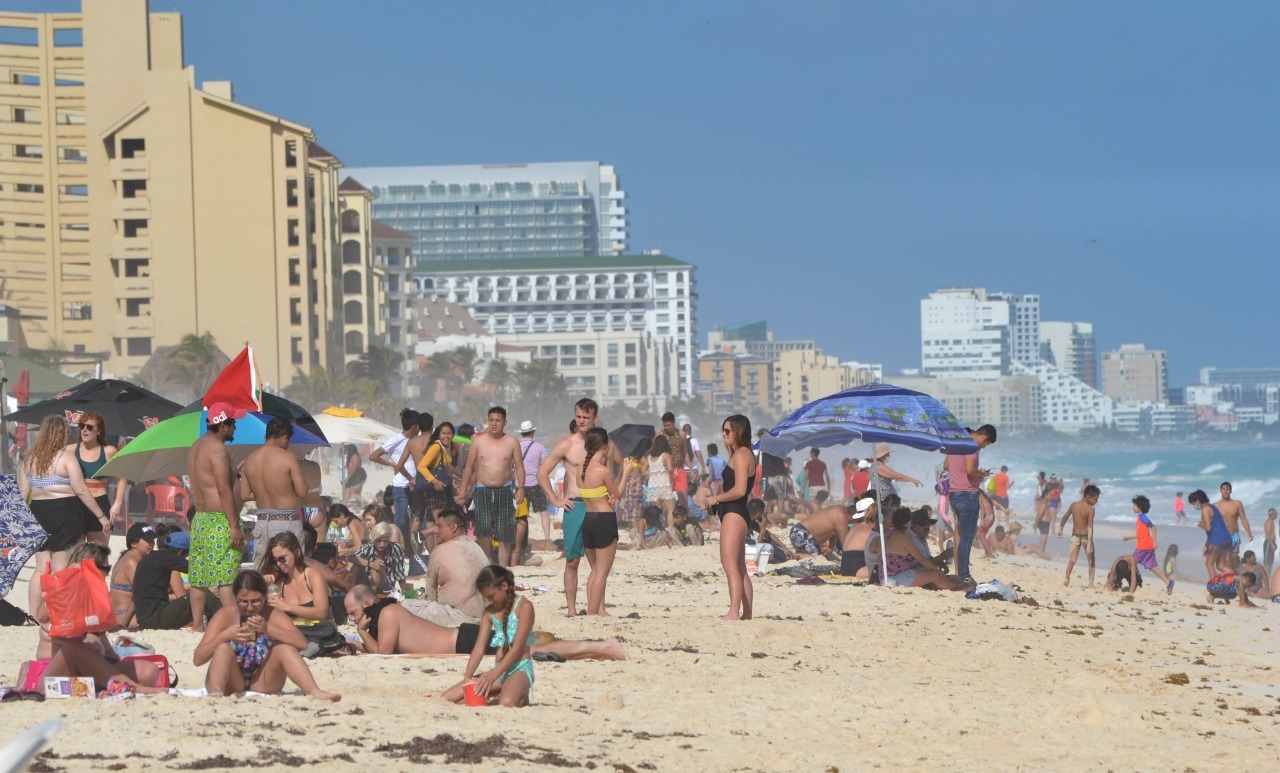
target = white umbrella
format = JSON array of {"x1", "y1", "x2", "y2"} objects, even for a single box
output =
[{"x1": 313, "y1": 413, "x2": 400, "y2": 446}]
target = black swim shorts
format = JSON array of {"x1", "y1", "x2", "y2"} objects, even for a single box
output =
[
  {"x1": 455, "y1": 622, "x2": 498, "y2": 656},
  {"x1": 582, "y1": 511, "x2": 619, "y2": 550}
]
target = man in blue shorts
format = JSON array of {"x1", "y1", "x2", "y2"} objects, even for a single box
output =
[{"x1": 538, "y1": 398, "x2": 605, "y2": 617}]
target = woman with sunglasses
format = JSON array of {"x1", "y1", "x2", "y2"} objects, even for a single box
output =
[
  {"x1": 195, "y1": 570, "x2": 340, "y2": 701},
  {"x1": 66, "y1": 411, "x2": 127, "y2": 545},
  {"x1": 701, "y1": 415, "x2": 757, "y2": 621},
  {"x1": 258, "y1": 532, "x2": 333, "y2": 657}
]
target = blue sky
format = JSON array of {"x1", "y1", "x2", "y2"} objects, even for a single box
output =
[{"x1": 32, "y1": 1, "x2": 1280, "y2": 385}]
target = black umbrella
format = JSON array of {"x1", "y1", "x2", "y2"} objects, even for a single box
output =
[
  {"x1": 3, "y1": 379, "x2": 182, "y2": 438},
  {"x1": 608, "y1": 423, "x2": 656, "y2": 458},
  {"x1": 177, "y1": 392, "x2": 327, "y2": 442}
]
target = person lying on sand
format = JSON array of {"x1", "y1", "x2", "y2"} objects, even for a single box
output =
[{"x1": 344, "y1": 585, "x2": 628, "y2": 661}]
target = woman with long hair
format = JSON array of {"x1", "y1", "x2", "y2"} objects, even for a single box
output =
[
  {"x1": 194, "y1": 570, "x2": 340, "y2": 701},
  {"x1": 19, "y1": 415, "x2": 107, "y2": 615},
  {"x1": 701, "y1": 414, "x2": 756, "y2": 620},
  {"x1": 443, "y1": 565, "x2": 534, "y2": 707},
  {"x1": 578, "y1": 427, "x2": 621, "y2": 616},
  {"x1": 415, "y1": 421, "x2": 456, "y2": 551},
  {"x1": 259, "y1": 532, "x2": 334, "y2": 658},
  {"x1": 645, "y1": 434, "x2": 675, "y2": 527},
  {"x1": 616, "y1": 438, "x2": 650, "y2": 536},
  {"x1": 328, "y1": 503, "x2": 365, "y2": 557},
  {"x1": 66, "y1": 410, "x2": 127, "y2": 545}
]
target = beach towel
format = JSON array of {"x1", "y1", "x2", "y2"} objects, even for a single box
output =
[{"x1": 0, "y1": 474, "x2": 47, "y2": 598}]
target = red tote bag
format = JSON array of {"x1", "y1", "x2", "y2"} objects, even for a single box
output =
[{"x1": 42, "y1": 558, "x2": 114, "y2": 638}]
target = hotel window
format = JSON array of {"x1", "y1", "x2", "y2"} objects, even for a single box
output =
[
  {"x1": 126, "y1": 337, "x2": 151, "y2": 357},
  {"x1": 285, "y1": 140, "x2": 298, "y2": 168},
  {"x1": 62, "y1": 302, "x2": 92, "y2": 320},
  {"x1": 540, "y1": 346, "x2": 556, "y2": 357}
]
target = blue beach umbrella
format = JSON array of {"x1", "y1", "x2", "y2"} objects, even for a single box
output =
[
  {"x1": 759, "y1": 384, "x2": 978, "y2": 583},
  {"x1": 96, "y1": 411, "x2": 329, "y2": 483}
]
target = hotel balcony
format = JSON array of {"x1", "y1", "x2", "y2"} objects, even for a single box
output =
[
  {"x1": 111, "y1": 236, "x2": 151, "y2": 258},
  {"x1": 115, "y1": 275, "x2": 153, "y2": 298},
  {"x1": 109, "y1": 158, "x2": 150, "y2": 180},
  {"x1": 114, "y1": 315, "x2": 154, "y2": 338},
  {"x1": 112, "y1": 198, "x2": 151, "y2": 220}
]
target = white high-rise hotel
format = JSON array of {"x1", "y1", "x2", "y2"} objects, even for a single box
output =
[{"x1": 921, "y1": 288, "x2": 1040, "y2": 379}]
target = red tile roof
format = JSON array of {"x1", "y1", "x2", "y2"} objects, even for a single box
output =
[
  {"x1": 339, "y1": 176, "x2": 371, "y2": 194},
  {"x1": 371, "y1": 220, "x2": 415, "y2": 241},
  {"x1": 307, "y1": 141, "x2": 339, "y2": 162}
]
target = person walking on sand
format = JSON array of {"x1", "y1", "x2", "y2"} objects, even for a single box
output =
[
  {"x1": 1214, "y1": 482, "x2": 1253, "y2": 561},
  {"x1": 1191, "y1": 489, "x2": 1233, "y2": 576},
  {"x1": 1173, "y1": 491, "x2": 1187, "y2": 526},
  {"x1": 238, "y1": 417, "x2": 308, "y2": 566},
  {"x1": 1122, "y1": 495, "x2": 1173, "y2": 593},
  {"x1": 1057, "y1": 484, "x2": 1099, "y2": 587},
  {"x1": 456, "y1": 406, "x2": 525, "y2": 567},
  {"x1": 944, "y1": 425, "x2": 998, "y2": 586},
  {"x1": 368, "y1": 408, "x2": 421, "y2": 536},
  {"x1": 187, "y1": 402, "x2": 248, "y2": 632},
  {"x1": 701, "y1": 414, "x2": 756, "y2": 621}
]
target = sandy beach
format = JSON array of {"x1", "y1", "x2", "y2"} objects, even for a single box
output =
[{"x1": 5, "y1": 523, "x2": 1280, "y2": 772}]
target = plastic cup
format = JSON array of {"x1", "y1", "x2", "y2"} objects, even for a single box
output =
[{"x1": 462, "y1": 681, "x2": 487, "y2": 707}]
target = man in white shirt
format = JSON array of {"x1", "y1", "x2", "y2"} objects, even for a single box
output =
[{"x1": 368, "y1": 408, "x2": 420, "y2": 534}]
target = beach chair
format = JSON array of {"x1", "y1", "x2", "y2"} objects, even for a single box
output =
[{"x1": 132, "y1": 484, "x2": 191, "y2": 531}]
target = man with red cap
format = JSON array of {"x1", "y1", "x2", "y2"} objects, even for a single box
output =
[{"x1": 185, "y1": 401, "x2": 246, "y2": 631}]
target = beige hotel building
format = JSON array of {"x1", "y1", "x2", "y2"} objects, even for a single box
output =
[{"x1": 0, "y1": 1, "x2": 412, "y2": 387}]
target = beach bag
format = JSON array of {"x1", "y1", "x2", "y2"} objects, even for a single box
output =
[
  {"x1": 42, "y1": 559, "x2": 114, "y2": 638},
  {"x1": 299, "y1": 621, "x2": 351, "y2": 657},
  {"x1": 0, "y1": 597, "x2": 36, "y2": 626},
  {"x1": 122, "y1": 654, "x2": 178, "y2": 688}
]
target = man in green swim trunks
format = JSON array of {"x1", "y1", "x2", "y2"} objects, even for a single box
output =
[{"x1": 186, "y1": 402, "x2": 247, "y2": 632}]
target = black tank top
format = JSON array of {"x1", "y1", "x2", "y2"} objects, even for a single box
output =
[{"x1": 720, "y1": 466, "x2": 755, "y2": 529}]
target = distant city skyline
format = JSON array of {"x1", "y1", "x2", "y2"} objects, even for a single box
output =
[{"x1": 23, "y1": 0, "x2": 1276, "y2": 386}]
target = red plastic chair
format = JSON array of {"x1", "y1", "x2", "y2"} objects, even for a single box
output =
[{"x1": 138, "y1": 484, "x2": 191, "y2": 531}]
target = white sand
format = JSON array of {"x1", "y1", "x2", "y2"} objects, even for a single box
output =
[{"x1": 4, "y1": 531, "x2": 1280, "y2": 771}]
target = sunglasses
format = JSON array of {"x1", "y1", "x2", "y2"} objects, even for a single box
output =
[
  {"x1": 0, "y1": 689, "x2": 44, "y2": 702},
  {"x1": 80, "y1": 424, "x2": 98, "y2": 431},
  {"x1": 721, "y1": 427, "x2": 732, "y2": 435},
  {"x1": 273, "y1": 554, "x2": 289, "y2": 565}
]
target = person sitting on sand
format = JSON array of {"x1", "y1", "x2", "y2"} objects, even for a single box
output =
[
  {"x1": 1057, "y1": 484, "x2": 1099, "y2": 588},
  {"x1": 442, "y1": 566, "x2": 534, "y2": 707},
  {"x1": 626, "y1": 505, "x2": 676, "y2": 550},
  {"x1": 748, "y1": 499, "x2": 795, "y2": 563},
  {"x1": 194, "y1": 570, "x2": 341, "y2": 701},
  {"x1": 1121, "y1": 495, "x2": 1173, "y2": 594},
  {"x1": 344, "y1": 585, "x2": 627, "y2": 661},
  {"x1": 110, "y1": 522, "x2": 157, "y2": 629},
  {"x1": 669, "y1": 505, "x2": 704, "y2": 547},
  {"x1": 839, "y1": 498, "x2": 875, "y2": 578},
  {"x1": 1105, "y1": 555, "x2": 1143, "y2": 593},
  {"x1": 133, "y1": 530, "x2": 210, "y2": 630},
  {"x1": 1238, "y1": 550, "x2": 1269, "y2": 598},
  {"x1": 788, "y1": 501, "x2": 854, "y2": 561},
  {"x1": 416, "y1": 509, "x2": 489, "y2": 625},
  {"x1": 868, "y1": 508, "x2": 972, "y2": 592},
  {"x1": 41, "y1": 541, "x2": 168, "y2": 695},
  {"x1": 352, "y1": 522, "x2": 407, "y2": 595},
  {"x1": 1205, "y1": 571, "x2": 1260, "y2": 610},
  {"x1": 907, "y1": 509, "x2": 954, "y2": 569}
]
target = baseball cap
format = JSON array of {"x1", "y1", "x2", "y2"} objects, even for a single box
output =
[
  {"x1": 518, "y1": 420, "x2": 536, "y2": 433},
  {"x1": 857, "y1": 459, "x2": 871, "y2": 470},
  {"x1": 206, "y1": 402, "x2": 248, "y2": 425},
  {"x1": 126, "y1": 523, "x2": 156, "y2": 546},
  {"x1": 853, "y1": 497, "x2": 875, "y2": 518},
  {"x1": 164, "y1": 531, "x2": 191, "y2": 550}
]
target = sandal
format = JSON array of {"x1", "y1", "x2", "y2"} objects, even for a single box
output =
[{"x1": 532, "y1": 651, "x2": 565, "y2": 663}]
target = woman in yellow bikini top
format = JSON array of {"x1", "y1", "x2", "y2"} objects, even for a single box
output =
[{"x1": 578, "y1": 427, "x2": 622, "y2": 616}]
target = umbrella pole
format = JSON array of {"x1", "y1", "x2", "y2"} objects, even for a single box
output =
[{"x1": 870, "y1": 464, "x2": 888, "y2": 585}]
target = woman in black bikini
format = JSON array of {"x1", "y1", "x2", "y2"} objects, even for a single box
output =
[
  {"x1": 260, "y1": 532, "x2": 339, "y2": 658},
  {"x1": 702, "y1": 414, "x2": 757, "y2": 621}
]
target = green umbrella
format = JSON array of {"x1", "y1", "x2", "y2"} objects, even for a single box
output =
[{"x1": 98, "y1": 410, "x2": 328, "y2": 483}]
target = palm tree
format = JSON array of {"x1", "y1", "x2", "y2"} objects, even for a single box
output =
[
  {"x1": 483, "y1": 359, "x2": 515, "y2": 402},
  {"x1": 169, "y1": 332, "x2": 224, "y2": 398},
  {"x1": 26, "y1": 337, "x2": 71, "y2": 371},
  {"x1": 448, "y1": 345, "x2": 481, "y2": 386},
  {"x1": 516, "y1": 359, "x2": 567, "y2": 430},
  {"x1": 351, "y1": 344, "x2": 405, "y2": 395}
]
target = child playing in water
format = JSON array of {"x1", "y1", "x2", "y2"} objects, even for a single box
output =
[
  {"x1": 444, "y1": 565, "x2": 534, "y2": 707},
  {"x1": 1122, "y1": 495, "x2": 1174, "y2": 594},
  {"x1": 1057, "y1": 484, "x2": 1098, "y2": 587}
]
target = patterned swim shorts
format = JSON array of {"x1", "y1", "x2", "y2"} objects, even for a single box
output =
[
  {"x1": 189, "y1": 511, "x2": 243, "y2": 589},
  {"x1": 473, "y1": 485, "x2": 517, "y2": 545},
  {"x1": 789, "y1": 523, "x2": 821, "y2": 555}
]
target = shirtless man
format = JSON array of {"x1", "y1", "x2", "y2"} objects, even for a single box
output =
[
  {"x1": 1214, "y1": 482, "x2": 1253, "y2": 560},
  {"x1": 788, "y1": 502, "x2": 854, "y2": 560},
  {"x1": 186, "y1": 402, "x2": 247, "y2": 632},
  {"x1": 343, "y1": 585, "x2": 629, "y2": 661},
  {"x1": 299, "y1": 458, "x2": 325, "y2": 532},
  {"x1": 1263, "y1": 507, "x2": 1277, "y2": 577},
  {"x1": 538, "y1": 397, "x2": 600, "y2": 617},
  {"x1": 455, "y1": 406, "x2": 524, "y2": 567},
  {"x1": 1057, "y1": 484, "x2": 1099, "y2": 587},
  {"x1": 411, "y1": 509, "x2": 489, "y2": 626},
  {"x1": 238, "y1": 417, "x2": 308, "y2": 565}
]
